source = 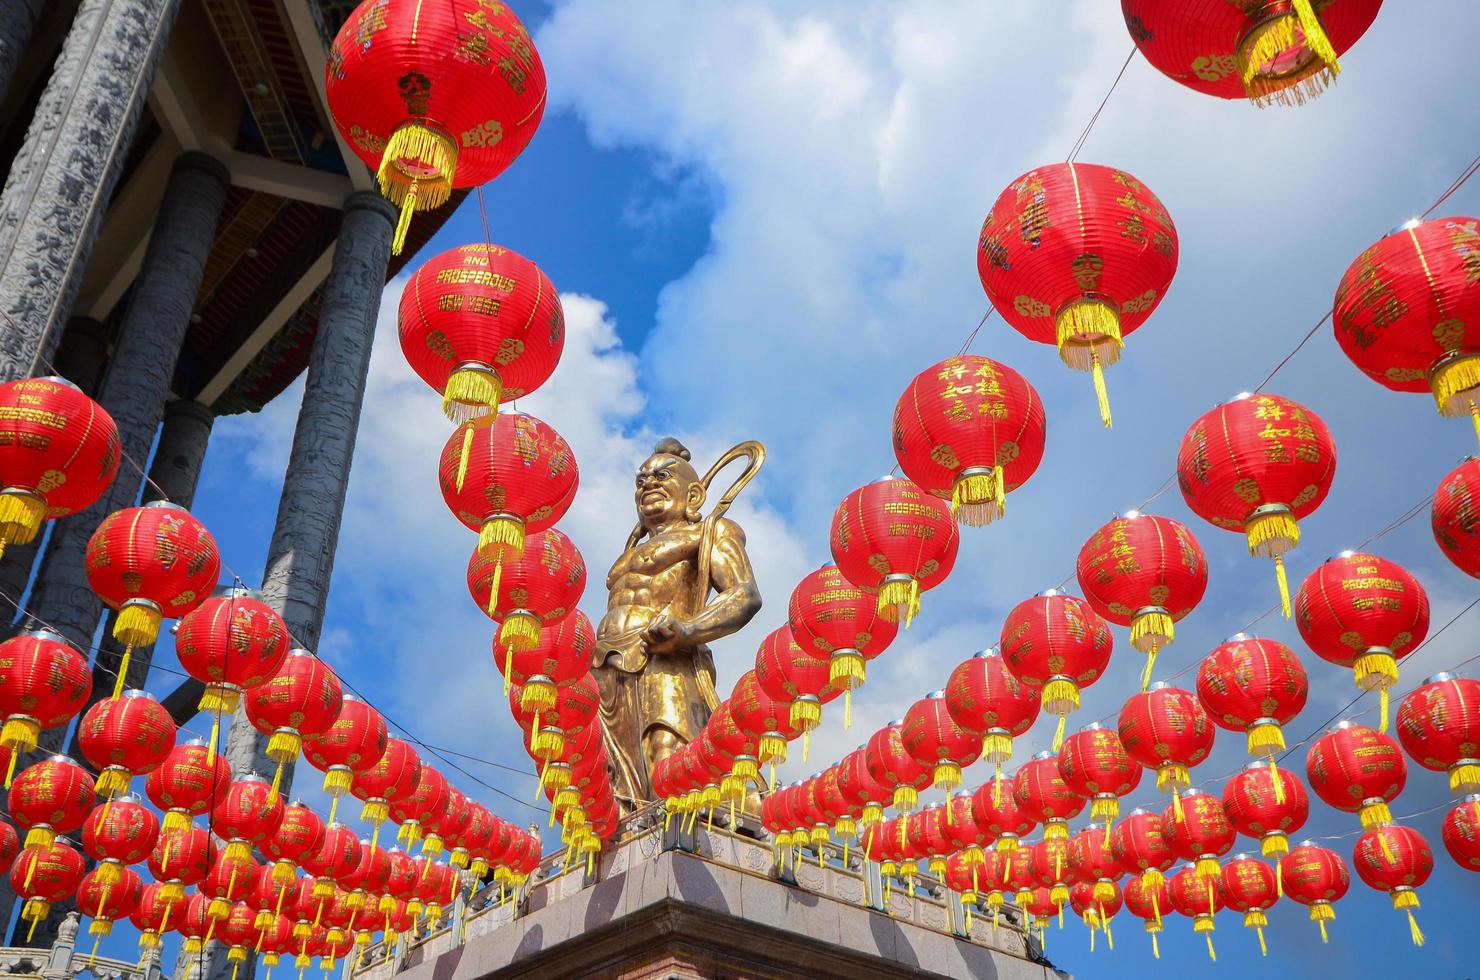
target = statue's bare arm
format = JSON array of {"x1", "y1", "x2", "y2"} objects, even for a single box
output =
[{"x1": 642, "y1": 519, "x2": 761, "y2": 654}]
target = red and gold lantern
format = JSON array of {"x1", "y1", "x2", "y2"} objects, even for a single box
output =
[
  {"x1": 729, "y1": 669, "x2": 799, "y2": 790},
  {"x1": 1196, "y1": 634, "x2": 1308, "y2": 780},
  {"x1": 902, "y1": 690, "x2": 979, "y2": 802},
  {"x1": 1013, "y1": 751, "x2": 1086, "y2": 842},
  {"x1": 1000, "y1": 591, "x2": 1113, "y2": 748},
  {"x1": 204, "y1": 845, "x2": 260, "y2": 931},
  {"x1": 146, "y1": 824, "x2": 212, "y2": 910},
  {"x1": 81, "y1": 795, "x2": 158, "y2": 885},
  {"x1": 1123, "y1": 872, "x2": 1170, "y2": 959},
  {"x1": 84, "y1": 501, "x2": 220, "y2": 697},
  {"x1": 129, "y1": 882, "x2": 174, "y2": 952},
  {"x1": 388, "y1": 765, "x2": 448, "y2": 849},
  {"x1": 1178, "y1": 392, "x2": 1336, "y2": 616},
  {"x1": 398, "y1": 243, "x2": 564, "y2": 419},
  {"x1": 1118, "y1": 684, "x2": 1215, "y2": 822},
  {"x1": 1168, "y1": 862, "x2": 1224, "y2": 961},
  {"x1": 891, "y1": 354, "x2": 1046, "y2": 524},
  {"x1": 1162, "y1": 790, "x2": 1235, "y2": 883},
  {"x1": 1068, "y1": 879, "x2": 1120, "y2": 952},
  {"x1": 1306, "y1": 722, "x2": 1407, "y2": 833},
  {"x1": 1076, "y1": 513, "x2": 1207, "y2": 687},
  {"x1": 212, "y1": 774, "x2": 285, "y2": 865},
  {"x1": 1396, "y1": 672, "x2": 1480, "y2": 804},
  {"x1": 492, "y1": 611, "x2": 594, "y2": 730},
  {"x1": 325, "y1": 0, "x2": 547, "y2": 251},
  {"x1": 1353, "y1": 824, "x2": 1432, "y2": 947},
  {"x1": 0, "y1": 377, "x2": 119, "y2": 558},
  {"x1": 245, "y1": 648, "x2": 344, "y2": 800},
  {"x1": 1111, "y1": 808, "x2": 1175, "y2": 905},
  {"x1": 303, "y1": 694, "x2": 388, "y2": 823},
  {"x1": 1029, "y1": 837, "x2": 1075, "y2": 913},
  {"x1": 11, "y1": 840, "x2": 84, "y2": 940},
  {"x1": 1281, "y1": 842, "x2": 1349, "y2": 942},
  {"x1": 1122, "y1": 0, "x2": 1382, "y2": 106},
  {"x1": 1222, "y1": 854, "x2": 1278, "y2": 956},
  {"x1": 1066, "y1": 824, "x2": 1123, "y2": 907},
  {"x1": 0, "y1": 821, "x2": 16, "y2": 876},
  {"x1": 974, "y1": 776, "x2": 1036, "y2": 854},
  {"x1": 1334, "y1": 215, "x2": 1480, "y2": 439},
  {"x1": 468, "y1": 527, "x2": 584, "y2": 670},
  {"x1": 754, "y1": 625, "x2": 840, "y2": 759},
  {"x1": 262, "y1": 801, "x2": 326, "y2": 895},
  {"x1": 9, "y1": 755, "x2": 93, "y2": 847},
  {"x1": 1433, "y1": 456, "x2": 1480, "y2": 574},
  {"x1": 350, "y1": 737, "x2": 421, "y2": 850},
  {"x1": 421, "y1": 787, "x2": 470, "y2": 860},
  {"x1": 76, "y1": 864, "x2": 142, "y2": 949},
  {"x1": 1297, "y1": 551, "x2": 1429, "y2": 730},
  {"x1": 1441, "y1": 797, "x2": 1480, "y2": 872},
  {"x1": 1058, "y1": 723, "x2": 1141, "y2": 833},
  {"x1": 438, "y1": 411, "x2": 576, "y2": 607},
  {"x1": 976, "y1": 162, "x2": 1177, "y2": 426},
  {"x1": 944, "y1": 648, "x2": 1039, "y2": 800},
  {"x1": 1222, "y1": 760, "x2": 1309, "y2": 864},
  {"x1": 828, "y1": 477, "x2": 959, "y2": 626},
  {"x1": 865, "y1": 720, "x2": 933, "y2": 840},
  {"x1": 174, "y1": 586, "x2": 290, "y2": 752},
  {"x1": 788, "y1": 564, "x2": 897, "y2": 725},
  {"x1": 145, "y1": 739, "x2": 229, "y2": 835},
  {"x1": 76, "y1": 689, "x2": 176, "y2": 799},
  {"x1": 0, "y1": 629, "x2": 90, "y2": 783}
]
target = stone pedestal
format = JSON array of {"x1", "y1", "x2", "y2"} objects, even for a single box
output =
[{"x1": 0, "y1": 0, "x2": 185, "y2": 384}]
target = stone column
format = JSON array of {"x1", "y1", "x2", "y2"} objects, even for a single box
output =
[
  {"x1": 0, "y1": 318, "x2": 113, "y2": 623},
  {"x1": 202, "y1": 193, "x2": 394, "y2": 980},
  {"x1": 3, "y1": 154, "x2": 227, "y2": 947},
  {"x1": 0, "y1": 0, "x2": 184, "y2": 384},
  {"x1": 0, "y1": 0, "x2": 47, "y2": 105}
]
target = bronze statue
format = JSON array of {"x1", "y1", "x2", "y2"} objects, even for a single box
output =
[{"x1": 593, "y1": 437, "x2": 764, "y2": 810}]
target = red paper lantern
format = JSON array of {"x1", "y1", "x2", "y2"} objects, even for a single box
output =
[
  {"x1": 85, "y1": 501, "x2": 220, "y2": 696},
  {"x1": 145, "y1": 740, "x2": 229, "y2": 836},
  {"x1": 422, "y1": 787, "x2": 470, "y2": 861},
  {"x1": 262, "y1": 801, "x2": 326, "y2": 892},
  {"x1": 81, "y1": 795, "x2": 158, "y2": 884},
  {"x1": 1306, "y1": 722, "x2": 1407, "y2": 831},
  {"x1": 891, "y1": 354, "x2": 1047, "y2": 525},
  {"x1": 350, "y1": 737, "x2": 421, "y2": 849},
  {"x1": 468, "y1": 527, "x2": 584, "y2": 663},
  {"x1": 1076, "y1": 513, "x2": 1207, "y2": 686},
  {"x1": 0, "y1": 376, "x2": 119, "y2": 557},
  {"x1": 1396, "y1": 672, "x2": 1480, "y2": 799},
  {"x1": 788, "y1": 564, "x2": 898, "y2": 724},
  {"x1": 175, "y1": 892, "x2": 212, "y2": 959},
  {"x1": 1022, "y1": 885, "x2": 1060, "y2": 939},
  {"x1": 1111, "y1": 808, "x2": 1175, "y2": 899},
  {"x1": 146, "y1": 824, "x2": 212, "y2": 907},
  {"x1": 217, "y1": 901, "x2": 260, "y2": 973},
  {"x1": 1123, "y1": 872, "x2": 1171, "y2": 959},
  {"x1": 1117, "y1": 684, "x2": 1215, "y2": 821},
  {"x1": 1029, "y1": 837, "x2": 1074, "y2": 909},
  {"x1": 129, "y1": 882, "x2": 173, "y2": 951},
  {"x1": 1162, "y1": 790, "x2": 1235, "y2": 881},
  {"x1": 1296, "y1": 551, "x2": 1429, "y2": 730},
  {"x1": 943, "y1": 790, "x2": 986, "y2": 867},
  {"x1": 492, "y1": 610, "x2": 594, "y2": 730},
  {"x1": 828, "y1": 477, "x2": 959, "y2": 626},
  {"x1": 245, "y1": 648, "x2": 344, "y2": 800},
  {"x1": 1433, "y1": 456, "x2": 1480, "y2": 574},
  {"x1": 77, "y1": 864, "x2": 142, "y2": 940},
  {"x1": 1196, "y1": 634, "x2": 1309, "y2": 768},
  {"x1": 1281, "y1": 842, "x2": 1349, "y2": 942},
  {"x1": 174, "y1": 586, "x2": 290, "y2": 735},
  {"x1": 976, "y1": 162, "x2": 1177, "y2": 426},
  {"x1": 1068, "y1": 879, "x2": 1121, "y2": 951},
  {"x1": 509, "y1": 671, "x2": 598, "y2": 764},
  {"x1": 1066, "y1": 825, "x2": 1123, "y2": 906},
  {"x1": 212, "y1": 774, "x2": 285, "y2": 865},
  {"x1": 1441, "y1": 797, "x2": 1480, "y2": 872},
  {"x1": 1353, "y1": 824, "x2": 1432, "y2": 947},
  {"x1": 1058, "y1": 723, "x2": 1141, "y2": 831},
  {"x1": 1222, "y1": 854, "x2": 1279, "y2": 955},
  {"x1": 729, "y1": 669, "x2": 799, "y2": 789},
  {"x1": 1334, "y1": 215, "x2": 1480, "y2": 438},
  {"x1": 76, "y1": 689, "x2": 176, "y2": 799},
  {"x1": 1001, "y1": 591, "x2": 1113, "y2": 748},
  {"x1": 944, "y1": 648, "x2": 1039, "y2": 797},
  {"x1": 0, "y1": 629, "x2": 90, "y2": 783},
  {"x1": 865, "y1": 720, "x2": 933, "y2": 831},
  {"x1": 9, "y1": 755, "x2": 93, "y2": 847},
  {"x1": 326, "y1": 0, "x2": 546, "y2": 251},
  {"x1": 10, "y1": 840, "x2": 84, "y2": 940},
  {"x1": 438, "y1": 411, "x2": 576, "y2": 603},
  {"x1": 1013, "y1": 751, "x2": 1086, "y2": 841},
  {"x1": 1221, "y1": 760, "x2": 1309, "y2": 862},
  {"x1": 1168, "y1": 862, "x2": 1225, "y2": 961},
  {"x1": 1178, "y1": 391, "x2": 1338, "y2": 616},
  {"x1": 902, "y1": 690, "x2": 979, "y2": 800},
  {"x1": 754, "y1": 625, "x2": 840, "y2": 756},
  {"x1": 305, "y1": 824, "x2": 362, "y2": 916},
  {"x1": 203, "y1": 845, "x2": 259, "y2": 925},
  {"x1": 388, "y1": 765, "x2": 448, "y2": 849},
  {"x1": 836, "y1": 746, "x2": 892, "y2": 840},
  {"x1": 1122, "y1": 0, "x2": 1382, "y2": 106},
  {"x1": 303, "y1": 694, "x2": 388, "y2": 822},
  {"x1": 0, "y1": 821, "x2": 16, "y2": 876},
  {"x1": 398, "y1": 243, "x2": 564, "y2": 419},
  {"x1": 973, "y1": 776, "x2": 1036, "y2": 853}
]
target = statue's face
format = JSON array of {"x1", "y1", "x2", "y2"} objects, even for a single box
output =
[{"x1": 636, "y1": 453, "x2": 703, "y2": 529}]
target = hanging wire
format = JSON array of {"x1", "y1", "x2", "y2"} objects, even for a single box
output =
[{"x1": 1066, "y1": 46, "x2": 1138, "y2": 164}]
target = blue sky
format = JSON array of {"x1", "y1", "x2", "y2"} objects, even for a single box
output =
[{"x1": 84, "y1": 1, "x2": 1480, "y2": 975}]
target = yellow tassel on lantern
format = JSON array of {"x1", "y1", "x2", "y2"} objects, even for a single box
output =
[
  {"x1": 1353, "y1": 650, "x2": 1399, "y2": 731},
  {"x1": 443, "y1": 365, "x2": 503, "y2": 423},
  {"x1": 950, "y1": 466, "x2": 1006, "y2": 527},
  {"x1": 830, "y1": 651, "x2": 865, "y2": 729},
  {"x1": 1393, "y1": 889, "x2": 1423, "y2": 946},
  {"x1": 0, "y1": 492, "x2": 45, "y2": 556},
  {"x1": 1359, "y1": 799, "x2": 1392, "y2": 832},
  {"x1": 498, "y1": 612, "x2": 542, "y2": 653},
  {"x1": 876, "y1": 576, "x2": 920, "y2": 627},
  {"x1": 1055, "y1": 298, "x2": 1122, "y2": 431},
  {"x1": 1236, "y1": 0, "x2": 1342, "y2": 107},
  {"x1": 478, "y1": 515, "x2": 526, "y2": 562},
  {"x1": 376, "y1": 123, "x2": 457, "y2": 255},
  {"x1": 1245, "y1": 507, "x2": 1298, "y2": 616}
]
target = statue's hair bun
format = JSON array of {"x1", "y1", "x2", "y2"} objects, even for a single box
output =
[{"x1": 654, "y1": 437, "x2": 691, "y2": 461}]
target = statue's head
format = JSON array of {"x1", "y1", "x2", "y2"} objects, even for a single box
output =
[{"x1": 636, "y1": 437, "x2": 705, "y2": 531}]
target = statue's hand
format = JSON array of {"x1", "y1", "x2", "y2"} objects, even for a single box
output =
[{"x1": 642, "y1": 613, "x2": 693, "y2": 655}]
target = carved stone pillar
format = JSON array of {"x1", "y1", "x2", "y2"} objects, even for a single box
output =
[
  {"x1": 202, "y1": 192, "x2": 394, "y2": 980},
  {"x1": 0, "y1": 0, "x2": 47, "y2": 105},
  {"x1": 0, "y1": 0, "x2": 184, "y2": 384}
]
